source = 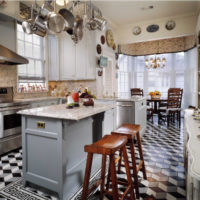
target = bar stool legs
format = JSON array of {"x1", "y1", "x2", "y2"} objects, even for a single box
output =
[
  {"x1": 136, "y1": 132, "x2": 147, "y2": 180},
  {"x1": 112, "y1": 124, "x2": 147, "y2": 199},
  {"x1": 81, "y1": 134, "x2": 135, "y2": 200},
  {"x1": 81, "y1": 153, "x2": 93, "y2": 200}
]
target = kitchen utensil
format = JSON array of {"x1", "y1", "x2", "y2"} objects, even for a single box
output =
[
  {"x1": 101, "y1": 35, "x2": 105, "y2": 44},
  {"x1": 96, "y1": 44, "x2": 102, "y2": 54},
  {"x1": 59, "y1": 8, "x2": 75, "y2": 35},
  {"x1": 47, "y1": 0, "x2": 65, "y2": 34},
  {"x1": 93, "y1": 15, "x2": 107, "y2": 31},
  {"x1": 22, "y1": 4, "x2": 35, "y2": 34},
  {"x1": 86, "y1": 4, "x2": 97, "y2": 31},
  {"x1": 73, "y1": 15, "x2": 83, "y2": 40}
]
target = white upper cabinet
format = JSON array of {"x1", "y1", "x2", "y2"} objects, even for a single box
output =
[
  {"x1": 48, "y1": 30, "x2": 96, "y2": 81},
  {"x1": 86, "y1": 30, "x2": 96, "y2": 79},
  {"x1": 75, "y1": 29, "x2": 87, "y2": 79},
  {"x1": 48, "y1": 35, "x2": 59, "y2": 81},
  {"x1": 59, "y1": 32, "x2": 76, "y2": 80}
]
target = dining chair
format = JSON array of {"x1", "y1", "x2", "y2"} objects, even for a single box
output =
[
  {"x1": 158, "y1": 88, "x2": 183, "y2": 127},
  {"x1": 130, "y1": 88, "x2": 144, "y2": 96},
  {"x1": 130, "y1": 88, "x2": 154, "y2": 123}
]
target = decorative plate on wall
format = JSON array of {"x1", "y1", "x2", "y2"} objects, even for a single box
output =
[
  {"x1": 96, "y1": 44, "x2": 102, "y2": 54},
  {"x1": 106, "y1": 29, "x2": 114, "y2": 47},
  {"x1": 146, "y1": 24, "x2": 159, "y2": 33},
  {"x1": 132, "y1": 26, "x2": 142, "y2": 35},
  {"x1": 100, "y1": 35, "x2": 105, "y2": 45},
  {"x1": 165, "y1": 20, "x2": 176, "y2": 30}
]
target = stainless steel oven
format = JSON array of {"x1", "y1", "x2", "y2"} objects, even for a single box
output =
[
  {"x1": 0, "y1": 87, "x2": 30, "y2": 155},
  {"x1": 0, "y1": 104, "x2": 30, "y2": 138}
]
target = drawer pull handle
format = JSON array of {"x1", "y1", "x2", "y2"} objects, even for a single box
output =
[{"x1": 37, "y1": 121, "x2": 45, "y2": 129}]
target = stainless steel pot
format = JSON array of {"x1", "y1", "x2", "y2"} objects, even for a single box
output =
[
  {"x1": 47, "y1": 12, "x2": 65, "y2": 33},
  {"x1": 59, "y1": 8, "x2": 75, "y2": 35},
  {"x1": 46, "y1": 1, "x2": 65, "y2": 34},
  {"x1": 74, "y1": 15, "x2": 83, "y2": 40}
]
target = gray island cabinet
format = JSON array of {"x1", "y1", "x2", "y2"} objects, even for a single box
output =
[{"x1": 18, "y1": 103, "x2": 115, "y2": 200}]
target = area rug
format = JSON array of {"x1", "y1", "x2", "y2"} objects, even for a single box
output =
[{"x1": 0, "y1": 178, "x2": 57, "y2": 200}]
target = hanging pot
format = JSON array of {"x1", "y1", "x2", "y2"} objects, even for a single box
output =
[
  {"x1": 59, "y1": 8, "x2": 75, "y2": 35},
  {"x1": 46, "y1": 1, "x2": 65, "y2": 34},
  {"x1": 74, "y1": 15, "x2": 83, "y2": 40},
  {"x1": 22, "y1": 4, "x2": 35, "y2": 34}
]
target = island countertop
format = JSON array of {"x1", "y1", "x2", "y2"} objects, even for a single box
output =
[{"x1": 17, "y1": 103, "x2": 115, "y2": 121}]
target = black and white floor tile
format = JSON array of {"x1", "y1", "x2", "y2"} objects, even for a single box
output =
[{"x1": 0, "y1": 120, "x2": 186, "y2": 200}]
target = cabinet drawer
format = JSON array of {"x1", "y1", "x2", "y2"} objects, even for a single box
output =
[{"x1": 26, "y1": 117, "x2": 59, "y2": 134}]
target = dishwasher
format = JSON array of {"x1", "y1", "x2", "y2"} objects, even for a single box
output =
[{"x1": 116, "y1": 101, "x2": 134, "y2": 128}]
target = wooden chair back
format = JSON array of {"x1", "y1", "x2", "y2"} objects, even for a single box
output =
[
  {"x1": 130, "y1": 88, "x2": 143, "y2": 96},
  {"x1": 167, "y1": 88, "x2": 183, "y2": 109}
]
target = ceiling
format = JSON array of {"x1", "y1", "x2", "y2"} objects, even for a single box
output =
[{"x1": 93, "y1": 1, "x2": 199, "y2": 26}]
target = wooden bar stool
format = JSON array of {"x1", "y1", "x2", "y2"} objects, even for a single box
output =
[
  {"x1": 111, "y1": 124, "x2": 147, "y2": 199},
  {"x1": 81, "y1": 134, "x2": 135, "y2": 200}
]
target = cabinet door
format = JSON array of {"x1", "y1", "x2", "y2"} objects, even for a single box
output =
[
  {"x1": 48, "y1": 35, "x2": 59, "y2": 81},
  {"x1": 86, "y1": 30, "x2": 96, "y2": 79},
  {"x1": 59, "y1": 33, "x2": 76, "y2": 80},
  {"x1": 75, "y1": 30, "x2": 87, "y2": 79}
]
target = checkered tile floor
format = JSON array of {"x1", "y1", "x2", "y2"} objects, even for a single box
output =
[{"x1": 0, "y1": 120, "x2": 186, "y2": 200}]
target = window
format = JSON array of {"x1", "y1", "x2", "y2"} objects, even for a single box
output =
[
  {"x1": 17, "y1": 24, "x2": 47, "y2": 92},
  {"x1": 117, "y1": 50, "x2": 198, "y2": 109},
  {"x1": 118, "y1": 55, "x2": 129, "y2": 98}
]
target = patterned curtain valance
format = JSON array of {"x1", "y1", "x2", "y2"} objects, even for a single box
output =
[{"x1": 119, "y1": 35, "x2": 196, "y2": 56}]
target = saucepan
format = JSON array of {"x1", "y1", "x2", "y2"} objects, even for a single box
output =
[
  {"x1": 59, "y1": 8, "x2": 75, "y2": 35},
  {"x1": 46, "y1": 0, "x2": 65, "y2": 34}
]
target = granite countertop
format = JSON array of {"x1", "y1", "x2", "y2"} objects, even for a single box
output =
[
  {"x1": 14, "y1": 96, "x2": 62, "y2": 103},
  {"x1": 184, "y1": 109, "x2": 200, "y2": 180},
  {"x1": 18, "y1": 103, "x2": 115, "y2": 121},
  {"x1": 97, "y1": 96, "x2": 146, "y2": 102}
]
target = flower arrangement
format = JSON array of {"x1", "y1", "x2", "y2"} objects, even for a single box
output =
[{"x1": 149, "y1": 90, "x2": 161, "y2": 99}]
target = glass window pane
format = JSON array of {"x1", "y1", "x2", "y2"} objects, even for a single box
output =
[
  {"x1": 18, "y1": 65, "x2": 27, "y2": 76},
  {"x1": 33, "y1": 45, "x2": 41, "y2": 59},
  {"x1": 33, "y1": 35, "x2": 40, "y2": 45},
  {"x1": 35, "y1": 61, "x2": 43, "y2": 77},
  {"x1": 17, "y1": 40, "x2": 24, "y2": 56},
  {"x1": 27, "y1": 60, "x2": 35, "y2": 76},
  {"x1": 17, "y1": 31, "x2": 24, "y2": 40},
  {"x1": 25, "y1": 34, "x2": 32, "y2": 43},
  {"x1": 25, "y1": 42, "x2": 32, "y2": 57}
]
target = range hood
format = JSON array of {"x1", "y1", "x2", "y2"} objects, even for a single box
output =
[{"x1": 0, "y1": 44, "x2": 29, "y2": 65}]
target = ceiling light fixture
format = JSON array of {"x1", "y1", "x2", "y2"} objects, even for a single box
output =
[{"x1": 145, "y1": 55, "x2": 166, "y2": 69}]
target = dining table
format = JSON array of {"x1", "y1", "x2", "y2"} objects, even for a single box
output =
[{"x1": 147, "y1": 98, "x2": 168, "y2": 114}]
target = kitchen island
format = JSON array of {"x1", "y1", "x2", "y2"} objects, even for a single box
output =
[{"x1": 18, "y1": 103, "x2": 115, "y2": 200}]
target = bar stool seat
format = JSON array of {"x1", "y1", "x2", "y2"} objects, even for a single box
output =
[
  {"x1": 82, "y1": 134, "x2": 135, "y2": 200},
  {"x1": 85, "y1": 134, "x2": 128, "y2": 155},
  {"x1": 111, "y1": 123, "x2": 147, "y2": 199}
]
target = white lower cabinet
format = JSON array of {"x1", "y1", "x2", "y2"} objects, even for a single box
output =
[{"x1": 48, "y1": 30, "x2": 96, "y2": 81}]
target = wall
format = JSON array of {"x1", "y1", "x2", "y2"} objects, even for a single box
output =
[{"x1": 116, "y1": 13, "x2": 198, "y2": 44}]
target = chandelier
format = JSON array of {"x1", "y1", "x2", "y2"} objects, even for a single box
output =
[{"x1": 145, "y1": 55, "x2": 166, "y2": 69}]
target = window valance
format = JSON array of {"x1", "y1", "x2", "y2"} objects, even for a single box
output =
[{"x1": 118, "y1": 35, "x2": 196, "y2": 56}]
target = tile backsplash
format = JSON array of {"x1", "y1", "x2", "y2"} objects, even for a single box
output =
[
  {"x1": 0, "y1": 65, "x2": 102, "y2": 99},
  {"x1": 48, "y1": 80, "x2": 97, "y2": 97}
]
